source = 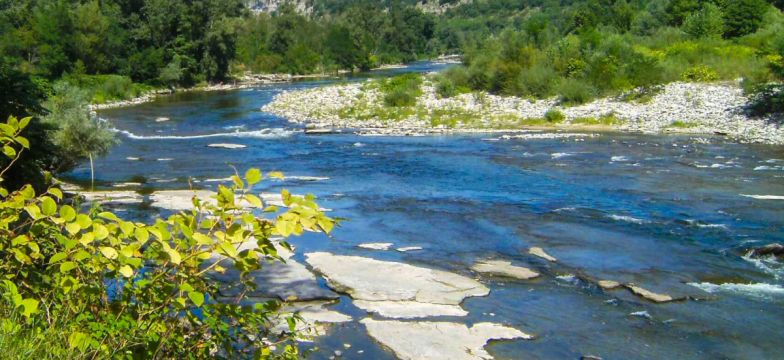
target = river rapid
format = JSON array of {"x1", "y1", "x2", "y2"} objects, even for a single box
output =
[{"x1": 68, "y1": 63, "x2": 784, "y2": 359}]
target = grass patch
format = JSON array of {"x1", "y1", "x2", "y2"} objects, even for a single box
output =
[
  {"x1": 668, "y1": 120, "x2": 700, "y2": 128},
  {"x1": 379, "y1": 73, "x2": 422, "y2": 107},
  {"x1": 571, "y1": 114, "x2": 625, "y2": 126}
]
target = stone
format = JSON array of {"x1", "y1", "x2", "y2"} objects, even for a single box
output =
[
  {"x1": 207, "y1": 242, "x2": 338, "y2": 301},
  {"x1": 625, "y1": 284, "x2": 675, "y2": 303},
  {"x1": 361, "y1": 319, "x2": 533, "y2": 360},
  {"x1": 396, "y1": 246, "x2": 423, "y2": 252},
  {"x1": 471, "y1": 260, "x2": 539, "y2": 280},
  {"x1": 581, "y1": 356, "x2": 603, "y2": 360},
  {"x1": 357, "y1": 242, "x2": 393, "y2": 251},
  {"x1": 271, "y1": 301, "x2": 351, "y2": 342},
  {"x1": 528, "y1": 247, "x2": 557, "y2": 262},
  {"x1": 597, "y1": 280, "x2": 622, "y2": 290},
  {"x1": 748, "y1": 243, "x2": 784, "y2": 258},
  {"x1": 305, "y1": 252, "x2": 489, "y2": 305},
  {"x1": 78, "y1": 190, "x2": 143, "y2": 205},
  {"x1": 155, "y1": 117, "x2": 170, "y2": 122},
  {"x1": 208, "y1": 143, "x2": 247, "y2": 149},
  {"x1": 629, "y1": 310, "x2": 652, "y2": 320},
  {"x1": 353, "y1": 300, "x2": 468, "y2": 319}
]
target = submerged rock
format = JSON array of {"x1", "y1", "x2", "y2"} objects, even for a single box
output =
[
  {"x1": 747, "y1": 243, "x2": 784, "y2": 258},
  {"x1": 471, "y1": 259, "x2": 539, "y2": 280},
  {"x1": 353, "y1": 300, "x2": 468, "y2": 319},
  {"x1": 361, "y1": 318, "x2": 533, "y2": 360},
  {"x1": 396, "y1": 246, "x2": 423, "y2": 252},
  {"x1": 357, "y1": 242, "x2": 394, "y2": 251},
  {"x1": 305, "y1": 252, "x2": 489, "y2": 305},
  {"x1": 272, "y1": 301, "x2": 352, "y2": 342},
  {"x1": 208, "y1": 244, "x2": 338, "y2": 301},
  {"x1": 528, "y1": 247, "x2": 557, "y2": 262}
]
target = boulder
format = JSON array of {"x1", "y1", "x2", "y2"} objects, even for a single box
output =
[
  {"x1": 528, "y1": 247, "x2": 557, "y2": 262},
  {"x1": 305, "y1": 252, "x2": 489, "y2": 305},
  {"x1": 471, "y1": 260, "x2": 539, "y2": 280},
  {"x1": 748, "y1": 243, "x2": 784, "y2": 258},
  {"x1": 597, "y1": 280, "x2": 622, "y2": 290},
  {"x1": 361, "y1": 319, "x2": 533, "y2": 360}
]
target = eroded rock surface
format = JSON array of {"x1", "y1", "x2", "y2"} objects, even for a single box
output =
[
  {"x1": 471, "y1": 260, "x2": 539, "y2": 280},
  {"x1": 353, "y1": 300, "x2": 467, "y2": 319},
  {"x1": 305, "y1": 252, "x2": 489, "y2": 305},
  {"x1": 529, "y1": 247, "x2": 557, "y2": 262},
  {"x1": 358, "y1": 242, "x2": 394, "y2": 251},
  {"x1": 625, "y1": 284, "x2": 676, "y2": 303},
  {"x1": 361, "y1": 318, "x2": 533, "y2": 360}
]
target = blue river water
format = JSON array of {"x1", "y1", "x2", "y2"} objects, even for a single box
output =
[{"x1": 68, "y1": 63, "x2": 784, "y2": 359}]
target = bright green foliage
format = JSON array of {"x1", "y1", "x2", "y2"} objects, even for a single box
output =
[
  {"x1": 0, "y1": 116, "x2": 336, "y2": 358},
  {"x1": 682, "y1": 3, "x2": 725, "y2": 39},
  {"x1": 544, "y1": 109, "x2": 565, "y2": 123},
  {"x1": 380, "y1": 74, "x2": 423, "y2": 107},
  {"x1": 681, "y1": 65, "x2": 719, "y2": 81}
]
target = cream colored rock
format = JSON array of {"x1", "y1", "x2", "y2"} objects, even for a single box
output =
[
  {"x1": 471, "y1": 260, "x2": 539, "y2": 280},
  {"x1": 305, "y1": 252, "x2": 489, "y2": 305},
  {"x1": 272, "y1": 301, "x2": 352, "y2": 342},
  {"x1": 396, "y1": 246, "x2": 423, "y2": 252},
  {"x1": 361, "y1": 319, "x2": 533, "y2": 360},
  {"x1": 528, "y1": 247, "x2": 557, "y2": 262},
  {"x1": 358, "y1": 243, "x2": 394, "y2": 251},
  {"x1": 353, "y1": 300, "x2": 467, "y2": 319},
  {"x1": 597, "y1": 280, "x2": 622, "y2": 290},
  {"x1": 625, "y1": 284, "x2": 675, "y2": 303},
  {"x1": 79, "y1": 190, "x2": 143, "y2": 205},
  {"x1": 208, "y1": 143, "x2": 247, "y2": 149}
]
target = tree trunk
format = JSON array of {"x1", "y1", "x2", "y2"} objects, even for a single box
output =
[{"x1": 89, "y1": 153, "x2": 95, "y2": 191}]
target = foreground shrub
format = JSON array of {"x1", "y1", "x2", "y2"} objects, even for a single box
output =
[
  {"x1": 681, "y1": 65, "x2": 719, "y2": 82},
  {"x1": 747, "y1": 84, "x2": 784, "y2": 116},
  {"x1": 381, "y1": 74, "x2": 423, "y2": 107},
  {"x1": 557, "y1": 78, "x2": 597, "y2": 105},
  {"x1": 544, "y1": 109, "x2": 565, "y2": 123},
  {"x1": 0, "y1": 116, "x2": 335, "y2": 358}
]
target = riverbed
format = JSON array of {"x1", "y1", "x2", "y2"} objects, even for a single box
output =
[{"x1": 68, "y1": 62, "x2": 784, "y2": 359}]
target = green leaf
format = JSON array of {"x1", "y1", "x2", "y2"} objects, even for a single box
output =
[
  {"x1": 192, "y1": 233, "x2": 212, "y2": 245},
  {"x1": 231, "y1": 175, "x2": 244, "y2": 188},
  {"x1": 243, "y1": 194, "x2": 262, "y2": 208},
  {"x1": 68, "y1": 332, "x2": 89, "y2": 351},
  {"x1": 65, "y1": 222, "x2": 80, "y2": 235},
  {"x1": 41, "y1": 196, "x2": 56, "y2": 216},
  {"x1": 118, "y1": 265, "x2": 134, "y2": 278},
  {"x1": 59, "y1": 205, "x2": 76, "y2": 222},
  {"x1": 165, "y1": 248, "x2": 181, "y2": 264},
  {"x1": 47, "y1": 187, "x2": 63, "y2": 200},
  {"x1": 92, "y1": 224, "x2": 109, "y2": 240},
  {"x1": 100, "y1": 247, "x2": 118, "y2": 260},
  {"x1": 268, "y1": 171, "x2": 285, "y2": 180},
  {"x1": 60, "y1": 261, "x2": 77, "y2": 273},
  {"x1": 19, "y1": 298, "x2": 38, "y2": 319},
  {"x1": 134, "y1": 227, "x2": 149, "y2": 243},
  {"x1": 24, "y1": 204, "x2": 41, "y2": 220},
  {"x1": 188, "y1": 291, "x2": 205, "y2": 307},
  {"x1": 3, "y1": 145, "x2": 16, "y2": 158},
  {"x1": 75, "y1": 214, "x2": 92, "y2": 229},
  {"x1": 18, "y1": 116, "x2": 30, "y2": 130},
  {"x1": 15, "y1": 136, "x2": 29, "y2": 149},
  {"x1": 49, "y1": 252, "x2": 67, "y2": 264},
  {"x1": 98, "y1": 212, "x2": 119, "y2": 222},
  {"x1": 245, "y1": 168, "x2": 262, "y2": 185}
]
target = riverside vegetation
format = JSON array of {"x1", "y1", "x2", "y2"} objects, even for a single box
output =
[{"x1": 0, "y1": 115, "x2": 336, "y2": 358}]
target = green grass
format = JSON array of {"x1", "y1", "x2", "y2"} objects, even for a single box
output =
[
  {"x1": 571, "y1": 114, "x2": 625, "y2": 126},
  {"x1": 668, "y1": 120, "x2": 700, "y2": 128}
]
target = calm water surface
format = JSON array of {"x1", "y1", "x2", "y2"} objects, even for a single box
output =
[{"x1": 68, "y1": 63, "x2": 784, "y2": 359}]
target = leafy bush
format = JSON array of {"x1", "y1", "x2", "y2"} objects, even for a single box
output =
[
  {"x1": 682, "y1": 3, "x2": 725, "y2": 39},
  {"x1": 514, "y1": 65, "x2": 558, "y2": 98},
  {"x1": 0, "y1": 116, "x2": 335, "y2": 359},
  {"x1": 544, "y1": 109, "x2": 565, "y2": 123},
  {"x1": 681, "y1": 65, "x2": 719, "y2": 81},
  {"x1": 747, "y1": 84, "x2": 784, "y2": 116},
  {"x1": 557, "y1": 78, "x2": 597, "y2": 105},
  {"x1": 381, "y1": 74, "x2": 423, "y2": 107}
]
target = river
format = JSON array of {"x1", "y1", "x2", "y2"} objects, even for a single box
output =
[{"x1": 68, "y1": 62, "x2": 784, "y2": 359}]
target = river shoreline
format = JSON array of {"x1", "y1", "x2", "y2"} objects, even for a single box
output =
[{"x1": 263, "y1": 77, "x2": 784, "y2": 144}]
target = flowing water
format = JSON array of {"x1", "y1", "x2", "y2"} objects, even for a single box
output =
[{"x1": 69, "y1": 63, "x2": 784, "y2": 359}]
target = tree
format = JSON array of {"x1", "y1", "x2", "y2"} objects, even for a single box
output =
[
  {"x1": 42, "y1": 82, "x2": 116, "y2": 189},
  {"x1": 682, "y1": 3, "x2": 725, "y2": 39},
  {"x1": 721, "y1": 0, "x2": 769, "y2": 38},
  {"x1": 325, "y1": 25, "x2": 359, "y2": 72}
]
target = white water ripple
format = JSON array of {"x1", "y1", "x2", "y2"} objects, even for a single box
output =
[{"x1": 688, "y1": 282, "x2": 784, "y2": 301}]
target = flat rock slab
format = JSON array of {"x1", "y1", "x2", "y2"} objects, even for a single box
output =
[
  {"x1": 471, "y1": 260, "x2": 539, "y2": 280},
  {"x1": 273, "y1": 301, "x2": 352, "y2": 342},
  {"x1": 305, "y1": 252, "x2": 489, "y2": 305},
  {"x1": 625, "y1": 284, "x2": 675, "y2": 303},
  {"x1": 358, "y1": 242, "x2": 394, "y2": 250},
  {"x1": 361, "y1": 319, "x2": 533, "y2": 360},
  {"x1": 597, "y1": 280, "x2": 622, "y2": 290},
  {"x1": 78, "y1": 191, "x2": 143, "y2": 205},
  {"x1": 208, "y1": 242, "x2": 338, "y2": 301},
  {"x1": 353, "y1": 300, "x2": 468, "y2": 319},
  {"x1": 397, "y1": 246, "x2": 423, "y2": 252},
  {"x1": 208, "y1": 143, "x2": 246, "y2": 149},
  {"x1": 529, "y1": 247, "x2": 557, "y2": 262}
]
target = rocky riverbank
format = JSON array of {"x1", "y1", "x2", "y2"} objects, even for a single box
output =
[{"x1": 262, "y1": 77, "x2": 784, "y2": 144}]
